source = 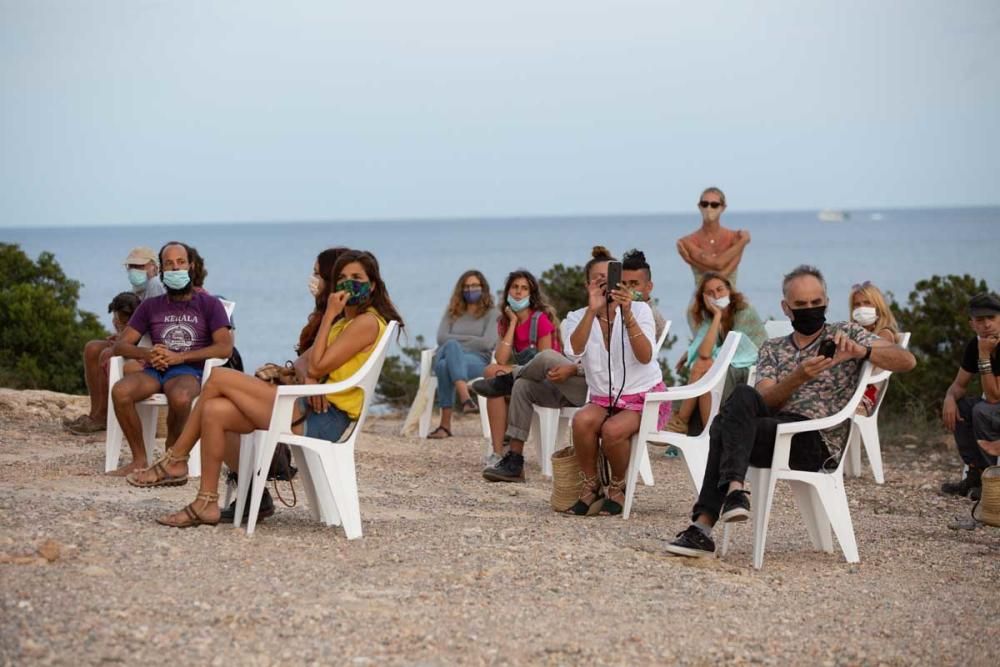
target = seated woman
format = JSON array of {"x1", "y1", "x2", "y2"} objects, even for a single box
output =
[
  {"x1": 849, "y1": 281, "x2": 899, "y2": 415},
  {"x1": 427, "y1": 270, "x2": 499, "y2": 439},
  {"x1": 565, "y1": 247, "x2": 669, "y2": 515},
  {"x1": 125, "y1": 249, "x2": 404, "y2": 528},
  {"x1": 666, "y1": 271, "x2": 766, "y2": 434},
  {"x1": 297, "y1": 247, "x2": 350, "y2": 357},
  {"x1": 482, "y1": 270, "x2": 559, "y2": 462}
]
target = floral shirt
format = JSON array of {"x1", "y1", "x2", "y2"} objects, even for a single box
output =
[{"x1": 755, "y1": 321, "x2": 878, "y2": 457}]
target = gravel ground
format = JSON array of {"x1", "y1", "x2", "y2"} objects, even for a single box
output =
[{"x1": 1, "y1": 388, "x2": 997, "y2": 666}]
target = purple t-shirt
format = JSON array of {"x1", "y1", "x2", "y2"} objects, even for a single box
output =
[{"x1": 128, "y1": 292, "x2": 230, "y2": 369}]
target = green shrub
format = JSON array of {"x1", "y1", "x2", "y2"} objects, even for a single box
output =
[
  {"x1": 885, "y1": 274, "x2": 990, "y2": 423},
  {"x1": 376, "y1": 335, "x2": 425, "y2": 408},
  {"x1": 0, "y1": 243, "x2": 108, "y2": 393}
]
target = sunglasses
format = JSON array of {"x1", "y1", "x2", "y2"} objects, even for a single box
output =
[
  {"x1": 699, "y1": 201, "x2": 723, "y2": 209},
  {"x1": 851, "y1": 280, "x2": 873, "y2": 291}
]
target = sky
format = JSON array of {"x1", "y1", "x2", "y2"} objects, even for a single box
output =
[{"x1": 1, "y1": 0, "x2": 998, "y2": 228}]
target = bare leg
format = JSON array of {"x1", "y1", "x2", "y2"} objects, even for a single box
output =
[
  {"x1": 571, "y1": 404, "x2": 607, "y2": 479},
  {"x1": 108, "y1": 372, "x2": 162, "y2": 475},
  {"x1": 438, "y1": 407, "x2": 453, "y2": 432},
  {"x1": 486, "y1": 397, "x2": 508, "y2": 454},
  {"x1": 163, "y1": 374, "x2": 202, "y2": 450},
  {"x1": 157, "y1": 396, "x2": 257, "y2": 526},
  {"x1": 454, "y1": 380, "x2": 471, "y2": 404}
]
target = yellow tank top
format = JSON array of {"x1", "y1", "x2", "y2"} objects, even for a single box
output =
[{"x1": 323, "y1": 310, "x2": 387, "y2": 419}]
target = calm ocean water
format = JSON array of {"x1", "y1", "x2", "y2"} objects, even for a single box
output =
[{"x1": 4, "y1": 207, "x2": 998, "y2": 373}]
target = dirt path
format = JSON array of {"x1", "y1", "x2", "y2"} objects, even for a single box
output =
[{"x1": 1, "y1": 389, "x2": 997, "y2": 665}]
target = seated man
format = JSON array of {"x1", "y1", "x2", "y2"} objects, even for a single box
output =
[
  {"x1": 665, "y1": 265, "x2": 916, "y2": 558},
  {"x1": 620, "y1": 248, "x2": 667, "y2": 340},
  {"x1": 108, "y1": 242, "x2": 233, "y2": 476},
  {"x1": 940, "y1": 292, "x2": 1000, "y2": 501},
  {"x1": 67, "y1": 247, "x2": 167, "y2": 435}
]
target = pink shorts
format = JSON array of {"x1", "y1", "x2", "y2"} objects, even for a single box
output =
[{"x1": 589, "y1": 381, "x2": 672, "y2": 430}]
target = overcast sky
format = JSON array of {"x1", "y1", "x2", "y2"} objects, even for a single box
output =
[{"x1": 1, "y1": 0, "x2": 998, "y2": 228}]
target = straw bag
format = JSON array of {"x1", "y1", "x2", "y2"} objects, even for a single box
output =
[
  {"x1": 550, "y1": 446, "x2": 583, "y2": 512},
  {"x1": 972, "y1": 466, "x2": 1000, "y2": 527}
]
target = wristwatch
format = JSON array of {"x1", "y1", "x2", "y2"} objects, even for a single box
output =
[{"x1": 862, "y1": 344, "x2": 872, "y2": 361}]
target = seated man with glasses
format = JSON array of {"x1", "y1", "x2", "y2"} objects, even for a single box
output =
[
  {"x1": 66, "y1": 247, "x2": 168, "y2": 435},
  {"x1": 676, "y1": 186, "x2": 750, "y2": 290}
]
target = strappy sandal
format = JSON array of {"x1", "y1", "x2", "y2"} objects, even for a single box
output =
[
  {"x1": 564, "y1": 474, "x2": 605, "y2": 516},
  {"x1": 126, "y1": 448, "x2": 190, "y2": 488},
  {"x1": 460, "y1": 398, "x2": 480, "y2": 414},
  {"x1": 600, "y1": 477, "x2": 626, "y2": 516},
  {"x1": 156, "y1": 491, "x2": 220, "y2": 528},
  {"x1": 427, "y1": 426, "x2": 452, "y2": 439}
]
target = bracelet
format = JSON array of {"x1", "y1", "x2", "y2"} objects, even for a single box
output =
[
  {"x1": 629, "y1": 331, "x2": 645, "y2": 339},
  {"x1": 863, "y1": 345, "x2": 872, "y2": 362},
  {"x1": 979, "y1": 360, "x2": 994, "y2": 374},
  {"x1": 500, "y1": 340, "x2": 512, "y2": 347}
]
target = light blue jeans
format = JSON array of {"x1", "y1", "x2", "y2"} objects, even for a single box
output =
[{"x1": 433, "y1": 339, "x2": 488, "y2": 408}]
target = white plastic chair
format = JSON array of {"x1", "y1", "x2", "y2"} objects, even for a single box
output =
[
  {"x1": 530, "y1": 322, "x2": 672, "y2": 479},
  {"x1": 635, "y1": 331, "x2": 743, "y2": 500},
  {"x1": 103, "y1": 299, "x2": 235, "y2": 477},
  {"x1": 724, "y1": 361, "x2": 875, "y2": 569},
  {"x1": 843, "y1": 332, "x2": 911, "y2": 484},
  {"x1": 404, "y1": 346, "x2": 492, "y2": 440},
  {"x1": 240, "y1": 321, "x2": 399, "y2": 539}
]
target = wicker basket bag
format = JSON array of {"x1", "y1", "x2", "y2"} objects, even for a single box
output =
[
  {"x1": 973, "y1": 466, "x2": 1000, "y2": 527},
  {"x1": 550, "y1": 447, "x2": 583, "y2": 512}
]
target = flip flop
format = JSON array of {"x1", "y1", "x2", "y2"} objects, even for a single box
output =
[{"x1": 426, "y1": 426, "x2": 452, "y2": 440}]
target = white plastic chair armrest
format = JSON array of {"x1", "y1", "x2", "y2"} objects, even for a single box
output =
[{"x1": 276, "y1": 378, "x2": 362, "y2": 397}]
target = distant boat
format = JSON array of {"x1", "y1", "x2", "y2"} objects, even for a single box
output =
[
  {"x1": 869, "y1": 212, "x2": 884, "y2": 221},
  {"x1": 818, "y1": 209, "x2": 850, "y2": 222}
]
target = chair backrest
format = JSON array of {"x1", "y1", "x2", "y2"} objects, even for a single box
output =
[
  {"x1": 765, "y1": 319, "x2": 794, "y2": 338},
  {"x1": 352, "y1": 320, "x2": 400, "y2": 432},
  {"x1": 654, "y1": 320, "x2": 672, "y2": 356},
  {"x1": 699, "y1": 331, "x2": 743, "y2": 426},
  {"x1": 866, "y1": 331, "x2": 910, "y2": 415},
  {"x1": 219, "y1": 298, "x2": 236, "y2": 319}
]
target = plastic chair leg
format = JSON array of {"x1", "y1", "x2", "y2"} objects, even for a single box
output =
[
  {"x1": 104, "y1": 416, "x2": 124, "y2": 473},
  {"x1": 675, "y1": 438, "x2": 707, "y2": 495},
  {"x1": 322, "y1": 448, "x2": 362, "y2": 539},
  {"x1": 749, "y1": 467, "x2": 776, "y2": 569},
  {"x1": 789, "y1": 480, "x2": 833, "y2": 553},
  {"x1": 845, "y1": 425, "x2": 862, "y2": 478},
  {"x1": 535, "y1": 410, "x2": 559, "y2": 478},
  {"x1": 477, "y1": 395, "x2": 491, "y2": 440},
  {"x1": 418, "y1": 378, "x2": 436, "y2": 438},
  {"x1": 622, "y1": 434, "x2": 643, "y2": 519},
  {"x1": 638, "y1": 443, "x2": 655, "y2": 487},
  {"x1": 232, "y1": 432, "x2": 257, "y2": 529},
  {"x1": 822, "y1": 480, "x2": 859, "y2": 563},
  {"x1": 292, "y1": 446, "x2": 326, "y2": 523},
  {"x1": 138, "y1": 404, "x2": 158, "y2": 465},
  {"x1": 858, "y1": 418, "x2": 884, "y2": 484}
]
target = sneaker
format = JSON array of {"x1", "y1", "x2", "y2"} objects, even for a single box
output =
[
  {"x1": 482, "y1": 451, "x2": 525, "y2": 483},
  {"x1": 471, "y1": 374, "x2": 515, "y2": 398},
  {"x1": 219, "y1": 487, "x2": 275, "y2": 523},
  {"x1": 720, "y1": 489, "x2": 751, "y2": 523},
  {"x1": 941, "y1": 471, "x2": 982, "y2": 500},
  {"x1": 664, "y1": 525, "x2": 715, "y2": 558}
]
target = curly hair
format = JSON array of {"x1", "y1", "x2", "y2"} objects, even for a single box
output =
[
  {"x1": 497, "y1": 269, "x2": 558, "y2": 340},
  {"x1": 688, "y1": 271, "x2": 747, "y2": 332},
  {"x1": 446, "y1": 270, "x2": 494, "y2": 320}
]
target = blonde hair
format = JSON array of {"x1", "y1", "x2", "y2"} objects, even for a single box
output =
[
  {"x1": 700, "y1": 186, "x2": 726, "y2": 206},
  {"x1": 849, "y1": 282, "x2": 898, "y2": 340},
  {"x1": 447, "y1": 270, "x2": 494, "y2": 320}
]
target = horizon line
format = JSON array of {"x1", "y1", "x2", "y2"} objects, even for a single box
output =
[{"x1": 2, "y1": 203, "x2": 998, "y2": 231}]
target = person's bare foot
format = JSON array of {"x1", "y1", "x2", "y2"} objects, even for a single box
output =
[
  {"x1": 126, "y1": 456, "x2": 188, "y2": 485},
  {"x1": 156, "y1": 492, "x2": 221, "y2": 527},
  {"x1": 105, "y1": 460, "x2": 146, "y2": 477}
]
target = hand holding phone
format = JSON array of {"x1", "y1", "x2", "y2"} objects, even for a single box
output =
[
  {"x1": 818, "y1": 339, "x2": 837, "y2": 359},
  {"x1": 605, "y1": 261, "x2": 622, "y2": 303}
]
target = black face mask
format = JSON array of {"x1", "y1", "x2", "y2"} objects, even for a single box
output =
[{"x1": 789, "y1": 305, "x2": 827, "y2": 335}]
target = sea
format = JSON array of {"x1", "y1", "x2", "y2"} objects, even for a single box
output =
[{"x1": 3, "y1": 207, "x2": 998, "y2": 373}]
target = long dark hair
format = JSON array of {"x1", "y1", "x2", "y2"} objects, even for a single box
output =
[
  {"x1": 330, "y1": 249, "x2": 405, "y2": 339},
  {"x1": 497, "y1": 269, "x2": 556, "y2": 337},
  {"x1": 297, "y1": 246, "x2": 350, "y2": 354}
]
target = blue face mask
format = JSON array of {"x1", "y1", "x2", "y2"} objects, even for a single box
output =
[
  {"x1": 127, "y1": 269, "x2": 148, "y2": 288},
  {"x1": 462, "y1": 289, "x2": 482, "y2": 304},
  {"x1": 507, "y1": 295, "x2": 530, "y2": 312},
  {"x1": 162, "y1": 270, "x2": 191, "y2": 290},
  {"x1": 336, "y1": 279, "x2": 372, "y2": 305}
]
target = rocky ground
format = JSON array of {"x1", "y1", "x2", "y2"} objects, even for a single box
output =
[{"x1": 0, "y1": 388, "x2": 997, "y2": 666}]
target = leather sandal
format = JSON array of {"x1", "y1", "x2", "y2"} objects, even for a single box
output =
[
  {"x1": 156, "y1": 491, "x2": 220, "y2": 528},
  {"x1": 564, "y1": 474, "x2": 605, "y2": 516},
  {"x1": 126, "y1": 448, "x2": 190, "y2": 488},
  {"x1": 427, "y1": 426, "x2": 452, "y2": 439}
]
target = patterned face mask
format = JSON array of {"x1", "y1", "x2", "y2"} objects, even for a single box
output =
[{"x1": 336, "y1": 279, "x2": 372, "y2": 305}]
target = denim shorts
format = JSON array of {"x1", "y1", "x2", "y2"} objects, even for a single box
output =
[
  {"x1": 143, "y1": 363, "x2": 203, "y2": 386},
  {"x1": 296, "y1": 398, "x2": 352, "y2": 442}
]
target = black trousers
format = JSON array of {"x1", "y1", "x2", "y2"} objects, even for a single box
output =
[{"x1": 692, "y1": 385, "x2": 831, "y2": 522}]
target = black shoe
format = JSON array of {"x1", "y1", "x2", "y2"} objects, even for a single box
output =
[
  {"x1": 219, "y1": 487, "x2": 275, "y2": 523},
  {"x1": 482, "y1": 451, "x2": 525, "y2": 483},
  {"x1": 941, "y1": 470, "x2": 982, "y2": 499},
  {"x1": 720, "y1": 489, "x2": 751, "y2": 523},
  {"x1": 471, "y1": 373, "x2": 515, "y2": 398},
  {"x1": 664, "y1": 525, "x2": 715, "y2": 558}
]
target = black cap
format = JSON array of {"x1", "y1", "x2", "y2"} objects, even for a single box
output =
[{"x1": 969, "y1": 292, "x2": 1000, "y2": 317}]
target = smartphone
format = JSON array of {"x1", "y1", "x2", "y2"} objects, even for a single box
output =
[
  {"x1": 818, "y1": 339, "x2": 837, "y2": 359},
  {"x1": 605, "y1": 261, "x2": 622, "y2": 302}
]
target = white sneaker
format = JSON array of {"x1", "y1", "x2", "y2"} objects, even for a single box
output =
[{"x1": 482, "y1": 453, "x2": 502, "y2": 468}]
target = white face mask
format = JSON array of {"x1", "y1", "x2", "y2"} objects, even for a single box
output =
[
  {"x1": 852, "y1": 306, "x2": 878, "y2": 326},
  {"x1": 308, "y1": 275, "x2": 322, "y2": 297},
  {"x1": 711, "y1": 295, "x2": 731, "y2": 309}
]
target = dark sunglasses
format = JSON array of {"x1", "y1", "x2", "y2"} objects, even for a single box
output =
[
  {"x1": 851, "y1": 280, "x2": 873, "y2": 291},
  {"x1": 699, "y1": 201, "x2": 723, "y2": 209}
]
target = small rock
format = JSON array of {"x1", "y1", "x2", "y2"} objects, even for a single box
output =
[{"x1": 37, "y1": 539, "x2": 61, "y2": 562}]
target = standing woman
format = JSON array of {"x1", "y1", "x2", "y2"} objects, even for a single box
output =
[
  {"x1": 426, "y1": 270, "x2": 499, "y2": 439},
  {"x1": 666, "y1": 271, "x2": 766, "y2": 434},
  {"x1": 565, "y1": 247, "x2": 668, "y2": 515},
  {"x1": 849, "y1": 281, "x2": 899, "y2": 415},
  {"x1": 126, "y1": 250, "x2": 405, "y2": 528},
  {"x1": 482, "y1": 270, "x2": 559, "y2": 461}
]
